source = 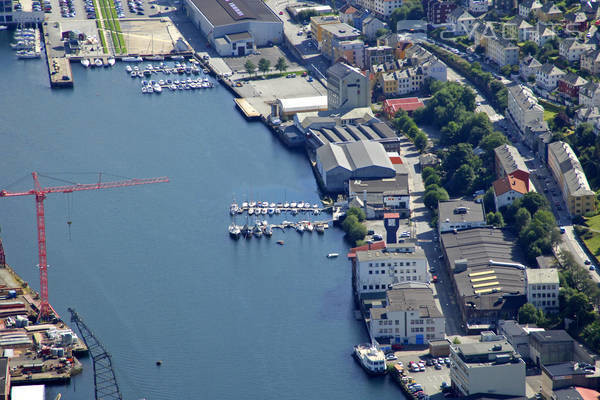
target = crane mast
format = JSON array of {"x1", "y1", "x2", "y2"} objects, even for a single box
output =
[{"x1": 0, "y1": 172, "x2": 169, "y2": 320}]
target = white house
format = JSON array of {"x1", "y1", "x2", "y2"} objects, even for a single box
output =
[
  {"x1": 526, "y1": 268, "x2": 559, "y2": 314},
  {"x1": 355, "y1": 242, "x2": 429, "y2": 298},
  {"x1": 580, "y1": 81, "x2": 600, "y2": 107},
  {"x1": 369, "y1": 282, "x2": 445, "y2": 345},
  {"x1": 559, "y1": 38, "x2": 593, "y2": 62},
  {"x1": 536, "y1": 63, "x2": 565, "y2": 91},
  {"x1": 493, "y1": 174, "x2": 529, "y2": 209}
]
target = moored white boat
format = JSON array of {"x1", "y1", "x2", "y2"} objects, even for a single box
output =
[
  {"x1": 122, "y1": 56, "x2": 143, "y2": 62},
  {"x1": 108, "y1": 57, "x2": 116, "y2": 66},
  {"x1": 353, "y1": 343, "x2": 387, "y2": 375},
  {"x1": 327, "y1": 253, "x2": 338, "y2": 258},
  {"x1": 81, "y1": 59, "x2": 90, "y2": 67},
  {"x1": 94, "y1": 58, "x2": 103, "y2": 67}
]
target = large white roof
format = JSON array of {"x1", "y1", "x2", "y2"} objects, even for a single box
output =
[{"x1": 279, "y1": 96, "x2": 327, "y2": 113}]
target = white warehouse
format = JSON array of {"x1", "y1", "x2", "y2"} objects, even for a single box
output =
[{"x1": 184, "y1": 0, "x2": 283, "y2": 56}]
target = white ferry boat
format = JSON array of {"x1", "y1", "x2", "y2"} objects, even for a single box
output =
[{"x1": 353, "y1": 343, "x2": 387, "y2": 375}]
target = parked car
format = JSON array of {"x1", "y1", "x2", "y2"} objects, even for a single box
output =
[{"x1": 585, "y1": 259, "x2": 591, "y2": 265}]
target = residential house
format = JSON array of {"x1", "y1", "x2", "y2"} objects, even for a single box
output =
[
  {"x1": 506, "y1": 84, "x2": 545, "y2": 135},
  {"x1": 378, "y1": 68, "x2": 424, "y2": 96},
  {"x1": 547, "y1": 141, "x2": 596, "y2": 216},
  {"x1": 536, "y1": 2, "x2": 563, "y2": 21},
  {"x1": 565, "y1": 11, "x2": 588, "y2": 32},
  {"x1": 320, "y1": 23, "x2": 361, "y2": 61},
  {"x1": 559, "y1": 38, "x2": 592, "y2": 62},
  {"x1": 364, "y1": 45, "x2": 394, "y2": 70},
  {"x1": 447, "y1": 7, "x2": 476, "y2": 35},
  {"x1": 486, "y1": 36, "x2": 519, "y2": 66},
  {"x1": 383, "y1": 97, "x2": 425, "y2": 118},
  {"x1": 405, "y1": 45, "x2": 448, "y2": 81},
  {"x1": 450, "y1": 335, "x2": 526, "y2": 397},
  {"x1": 362, "y1": 15, "x2": 387, "y2": 40},
  {"x1": 354, "y1": 242, "x2": 429, "y2": 298},
  {"x1": 536, "y1": 63, "x2": 565, "y2": 91},
  {"x1": 310, "y1": 15, "x2": 340, "y2": 45},
  {"x1": 494, "y1": 143, "x2": 530, "y2": 184},
  {"x1": 466, "y1": 0, "x2": 488, "y2": 15},
  {"x1": 574, "y1": 106, "x2": 600, "y2": 131},
  {"x1": 519, "y1": 0, "x2": 542, "y2": 18},
  {"x1": 426, "y1": 0, "x2": 457, "y2": 24},
  {"x1": 493, "y1": 0, "x2": 517, "y2": 13},
  {"x1": 338, "y1": 4, "x2": 360, "y2": 24},
  {"x1": 531, "y1": 23, "x2": 557, "y2": 47},
  {"x1": 470, "y1": 21, "x2": 495, "y2": 48},
  {"x1": 557, "y1": 73, "x2": 588, "y2": 102},
  {"x1": 504, "y1": 16, "x2": 535, "y2": 42},
  {"x1": 520, "y1": 56, "x2": 542, "y2": 81},
  {"x1": 579, "y1": 81, "x2": 600, "y2": 107},
  {"x1": 525, "y1": 268, "x2": 559, "y2": 314},
  {"x1": 581, "y1": 48, "x2": 600, "y2": 75},
  {"x1": 370, "y1": 282, "x2": 445, "y2": 345},
  {"x1": 581, "y1": 1, "x2": 600, "y2": 21},
  {"x1": 327, "y1": 62, "x2": 371, "y2": 111},
  {"x1": 437, "y1": 199, "x2": 486, "y2": 234},
  {"x1": 493, "y1": 174, "x2": 529, "y2": 209}
]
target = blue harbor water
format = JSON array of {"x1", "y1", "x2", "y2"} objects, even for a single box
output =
[{"x1": 0, "y1": 31, "x2": 406, "y2": 400}]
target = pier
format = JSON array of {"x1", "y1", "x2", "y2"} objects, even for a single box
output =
[
  {"x1": 48, "y1": 57, "x2": 73, "y2": 88},
  {"x1": 234, "y1": 98, "x2": 261, "y2": 120}
]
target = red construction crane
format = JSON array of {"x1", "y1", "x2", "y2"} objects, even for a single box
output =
[{"x1": 0, "y1": 172, "x2": 169, "y2": 321}]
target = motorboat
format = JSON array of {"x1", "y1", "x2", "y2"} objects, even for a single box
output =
[
  {"x1": 267, "y1": 208, "x2": 275, "y2": 215},
  {"x1": 274, "y1": 208, "x2": 281, "y2": 215},
  {"x1": 141, "y1": 86, "x2": 148, "y2": 94},
  {"x1": 228, "y1": 223, "x2": 241, "y2": 239},
  {"x1": 253, "y1": 223, "x2": 263, "y2": 238},
  {"x1": 230, "y1": 202, "x2": 239, "y2": 215},
  {"x1": 170, "y1": 55, "x2": 184, "y2": 60},
  {"x1": 16, "y1": 51, "x2": 40, "y2": 59},
  {"x1": 269, "y1": 202, "x2": 276, "y2": 208},
  {"x1": 264, "y1": 225, "x2": 273, "y2": 237},
  {"x1": 169, "y1": 85, "x2": 176, "y2": 91},
  {"x1": 262, "y1": 201, "x2": 269, "y2": 208},
  {"x1": 130, "y1": 71, "x2": 137, "y2": 77},
  {"x1": 327, "y1": 253, "x2": 338, "y2": 258},
  {"x1": 242, "y1": 202, "x2": 248, "y2": 208},
  {"x1": 153, "y1": 84, "x2": 162, "y2": 93},
  {"x1": 147, "y1": 86, "x2": 154, "y2": 93},
  {"x1": 296, "y1": 224, "x2": 304, "y2": 233},
  {"x1": 0, "y1": 25, "x2": 7, "y2": 30},
  {"x1": 126, "y1": 65, "x2": 132, "y2": 72},
  {"x1": 241, "y1": 224, "x2": 251, "y2": 239},
  {"x1": 313, "y1": 209, "x2": 320, "y2": 215},
  {"x1": 94, "y1": 58, "x2": 103, "y2": 67},
  {"x1": 353, "y1": 344, "x2": 387, "y2": 375},
  {"x1": 261, "y1": 208, "x2": 267, "y2": 215},
  {"x1": 290, "y1": 202, "x2": 297, "y2": 208},
  {"x1": 248, "y1": 208, "x2": 254, "y2": 215},
  {"x1": 108, "y1": 57, "x2": 115, "y2": 66},
  {"x1": 81, "y1": 59, "x2": 90, "y2": 67},
  {"x1": 145, "y1": 55, "x2": 164, "y2": 61},
  {"x1": 284, "y1": 202, "x2": 289, "y2": 208},
  {"x1": 158, "y1": 79, "x2": 165, "y2": 85},
  {"x1": 305, "y1": 223, "x2": 314, "y2": 233},
  {"x1": 122, "y1": 56, "x2": 143, "y2": 62},
  {"x1": 249, "y1": 201, "x2": 256, "y2": 207},
  {"x1": 316, "y1": 224, "x2": 325, "y2": 234}
]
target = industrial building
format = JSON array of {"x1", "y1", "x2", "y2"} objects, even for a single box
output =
[
  {"x1": 438, "y1": 200, "x2": 486, "y2": 235},
  {"x1": 440, "y1": 228, "x2": 527, "y2": 329},
  {"x1": 276, "y1": 96, "x2": 328, "y2": 119},
  {"x1": 369, "y1": 282, "x2": 445, "y2": 345},
  {"x1": 184, "y1": 0, "x2": 283, "y2": 56},
  {"x1": 327, "y1": 62, "x2": 371, "y2": 111},
  {"x1": 530, "y1": 330, "x2": 576, "y2": 367},
  {"x1": 450, "y1": 333, "x2": 526, "y2": 397},
  {"x1": 315, "y1": 140, "x2": 396, "y2": 192}
]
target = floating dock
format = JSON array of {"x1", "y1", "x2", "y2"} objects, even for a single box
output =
[{"x1": 234, "y1": 98, "x2": 261, "y2": 120}]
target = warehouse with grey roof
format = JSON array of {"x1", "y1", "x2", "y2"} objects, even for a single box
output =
[{"x1": 184, "y1": 0, "x2": 283, "y2": 56}]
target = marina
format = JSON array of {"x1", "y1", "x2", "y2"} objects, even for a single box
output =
[{"x1": 228, "y1": 219, "x2": 330, "y2": 239}]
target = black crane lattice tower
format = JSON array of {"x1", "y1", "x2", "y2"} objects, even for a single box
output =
[{"x1": 68, "y1": 308, "x2": 123, "y2": 400}]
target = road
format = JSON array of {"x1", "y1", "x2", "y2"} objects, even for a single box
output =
[{"x1": 396, "y1": 134, "x2": 464, "y2": 336}]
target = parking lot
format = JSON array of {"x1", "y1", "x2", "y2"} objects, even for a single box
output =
[{"x1": 390, "y1": 349, "x2": 451, "y2": 399}]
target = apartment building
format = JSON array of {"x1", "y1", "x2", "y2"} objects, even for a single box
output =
[
  {"x1": 364, "y1": 46, "x2": 394, "y2": 70},
  {"x1": 355, "y1": 243, "x2": 429, "y2": 298},
  {"x1": 526, "y1": 268, "x2": 559, "y2": 314},
  {"x1": 450, "y1": 336, "x2": 526, "y2": 396},
  {"x1": 333, "y1": 39, "x2": 366, "y2": 69},
  {"x1": 426, "y1": 0, "x2": 457, "y2": 24},
  {"x1": 321, "y1": 23, "x2": 361, "y2": 61},
  {"x1": 355, "y1": 0, "x2": 403, "y2": 17},
  {"x1": 519, "y1": 0, "x2": 542, "y2": 17},
  {"x1": 465, "y1": 0, "x2": 488, "y2": 15},
  {"x1": 447, "y1": 7, "x2": 476, "y2": 35},
  {"x1": 370, "y1": 282, "x2": 445, "y2": 345},
  {"x1": 310, "y1": 15, "x2": 340, "y2": 45},
  {"x1": 494, "y1": 144, "x2": 530, "y2": 184},
  {"x1": 486, "y1": 36, "x2": 519, "y2": 66},
  {"x1": 558, "y1": 73, "x2": 588, "y2": 102},
  {"x1": 493, "y1": 175, "x2": 528, "y2": 209},
  {"x1": 559, "y1": 38, "x2": 593, "y2": 62},
  {"x1": 506, "y1": 84, "x2": 545, "y2": 135},
  {"x1": 362, "y1": 15, "x2": 387, "y2": 40},
  {"x1": 547, "y1": 141, "x2": 596, "y2": 216},
  {"x1": 520, "y1": 56, "x2": 542, "y2": 80}
]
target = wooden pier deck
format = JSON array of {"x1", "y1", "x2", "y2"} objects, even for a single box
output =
[
  {"x1": 234, "y1": 98, "x2": 260, "y2": 120},
  {"x1": 48, "y1": 57, "x2": 73, "y2": 87}
]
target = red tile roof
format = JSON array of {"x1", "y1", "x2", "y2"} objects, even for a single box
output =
[
  {"x1": 575, "y1": 386, "x2": 600, "y2": 400},
  {"x1": 389, "y1": 156, "x2": 403, "y2": 164},
  {"x1": 384, "y1": 213, "x2": 400, "y2": 218},
  {"x1": 383, "y1": 98, "x2": 425, "y2": 113},
  {"x1": 347, "y1": 241, "x2": 386, "y2": 259},
  {"x1": 493, "y1": 175, "x2": 528, "y2": 196}
]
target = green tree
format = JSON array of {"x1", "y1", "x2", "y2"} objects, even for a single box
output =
[
  {"x1": 484, "y1": 187, "x2": 496, "y2": 212},
  {"x1": 424, "y1": 174, "x2": 441, "y2": 187},
  {"x1": 518, "y1": 303, "x2": 539, "y2": 324},
  {"x1": 376, "y1": 28, "x2": 390, "y2": 38},
  {"x1": 244, "y1": 59, "x2": 256, "y2": 76},
  {"x1": 486, "y1": 211, "x2": 505, "y2": 227},
  {"x1": 347, "y1": 207, "x2": 366, "y2": 222},
  {"x1": 479, "y1": 131, "x2": 508, "y2": 155},
  {"x1": 514, "y1": 208, "x2": 532, "y2": 233},
  {"x1": 422, "y1": 167, "x2": 438, "y2": 182},
  {"x1": 347, "y1": 223, "x2": 367, "y2": 244},
  {"x1": 518, "y1": 192, "x2": 549, "y2": 216},
  {"x1": 424, "y1": 187, "x2": 449, "y2": 209},
  {"x1": 414, "y1": 131, "x2": 428, "y2": 151},
  {"x1": 581, "y1": 321, "x2": 600, "y2": 351},
  {"x1": 342, "y1": 215, "x2": 359, "y2": 232},
  {"x1": 275, "y1": 57, "x2": 288, "y2": 73},
  {"x1": 447, "y1": 164, "x2": 475, "y2": 195},
  {"x1": 520, "y1": 41, "x2": 538, "y2": 56},
  {"x1": 258, "y1": 58, "x2": 271, "y2": 75}
]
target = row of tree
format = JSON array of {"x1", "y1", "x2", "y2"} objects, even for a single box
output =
[
  {"x1": 244, "y1": 57, "x2": 288, "y2": 77},
  {"x1": 423, "y1": 44, "x2": 508, "y2": 112},
  {"x1": 392, "y1": 109, "x2": 428, "y2": 152},
  {"x1": 422, "y1": 167, "x2": 449, "y2": 210}
]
